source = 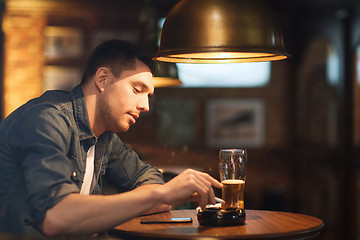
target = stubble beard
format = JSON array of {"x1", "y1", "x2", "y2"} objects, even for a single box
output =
[
  {"x1": 97, "y1": 97, "x2": 130, "y2": 135},
  {"x1": 100, "y1": 109, "x2": 130, "y2": 135}
]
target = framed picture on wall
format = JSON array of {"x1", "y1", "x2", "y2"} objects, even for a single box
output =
[
  {"x1": 43, "y1": 66, "x2": 82, "y2": 91},
  {"x1": 43, "y1": 26, "x2": 84, "y2": 61},
  {"x1": 205, "y1": 98, "x2": 265, "y2": 148}
]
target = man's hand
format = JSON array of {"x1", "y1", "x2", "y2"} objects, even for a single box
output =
[{"x1": 156, "y1": 169, "x2": 222, "y2": 210}]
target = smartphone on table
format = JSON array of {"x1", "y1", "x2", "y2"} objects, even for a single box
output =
[{"x1": 140, "y1": 217, "x2": 192, "y2": 224}]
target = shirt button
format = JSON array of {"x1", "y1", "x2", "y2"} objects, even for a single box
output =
[{"x1": 71, "y1": 171, "x2": 77, "y2": 180}]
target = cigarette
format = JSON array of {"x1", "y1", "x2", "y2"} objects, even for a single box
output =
[{"x1": 215, "y1": 197, "x2": 225, "y2": 203}]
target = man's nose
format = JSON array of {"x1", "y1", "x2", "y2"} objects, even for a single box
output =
[{"x1": 138, "y1": 96, "x2": 150, "y2": 112}]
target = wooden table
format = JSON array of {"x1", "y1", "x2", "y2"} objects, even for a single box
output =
[{"x1": 109, "y1": 209, "x2": 324, "y2": 240}]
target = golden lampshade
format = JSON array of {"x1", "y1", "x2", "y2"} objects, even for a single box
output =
[
  {"x1": 153, "y1": 62, "x2": 182, "y2": 87},
  {"x1": 153, "y1": 77, "x2": 182, "y2": 87},
  {"x1": 153, "y1": 0, "x2": 290, "y2": 63}
]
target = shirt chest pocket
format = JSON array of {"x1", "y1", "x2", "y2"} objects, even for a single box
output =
[{"x1": 68, "y1": 154, "x2": 85, "y2": 189}]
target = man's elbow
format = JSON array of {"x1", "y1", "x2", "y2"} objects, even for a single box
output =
[{"x1": 41, "y1": 211, "x2": 66, "y2": 237}]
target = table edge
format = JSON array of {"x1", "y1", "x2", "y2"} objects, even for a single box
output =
[{"x1": 110, "y1": 209, "x2": 325, "y2": 240}]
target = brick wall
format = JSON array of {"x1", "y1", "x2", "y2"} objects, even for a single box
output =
[{"x1": 3, "y1": 11, "x2": 46, "y2": 117}]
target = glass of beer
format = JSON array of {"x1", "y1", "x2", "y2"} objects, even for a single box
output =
[{"x1": 219, "y1": 149, "x2": 247, "y2": 209}]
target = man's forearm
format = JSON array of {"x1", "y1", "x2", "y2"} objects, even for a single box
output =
[
  {"x1": 142, "y1": 203, "x2": 172, "y2": 215},
  {"x1": 42, "y1": 169, "x2": 222, "y2": 238},
  {"x1": 42, "y1": 184, "x2": 163, "y2": 237}
]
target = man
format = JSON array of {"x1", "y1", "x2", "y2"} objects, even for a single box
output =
[{"x1": 0, "y1": 40, "x2": 222, "y2": 238}]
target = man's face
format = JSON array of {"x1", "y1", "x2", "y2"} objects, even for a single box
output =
[{"x1": 97, "y1": 59, "x2": 154, "y2": 134}]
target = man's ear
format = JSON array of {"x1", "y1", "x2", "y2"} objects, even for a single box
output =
[{"x1": 94, "y1": 67, "x2": 109, "y2": 92}]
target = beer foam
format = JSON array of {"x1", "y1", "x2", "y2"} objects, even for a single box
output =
[{"x1": 222, "y1": 179, "x2": 245, "y2": 184}]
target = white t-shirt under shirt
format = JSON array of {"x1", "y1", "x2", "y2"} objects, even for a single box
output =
[{"x1": 80, "y1": 145, "x2": 96, "y2": 195}]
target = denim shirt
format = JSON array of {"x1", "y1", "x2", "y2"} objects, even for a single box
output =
[{"x1": 0, "y1": 85, "x2": 164, "y2": 238}]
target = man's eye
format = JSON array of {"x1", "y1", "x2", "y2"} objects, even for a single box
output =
[{"x1": 134, "y1": 87, "x2": 141, "y2": 93}]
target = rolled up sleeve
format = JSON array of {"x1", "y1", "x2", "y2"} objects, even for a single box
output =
[{"x1": 7, "y1": 105, "x2": 80, "y2": 228}]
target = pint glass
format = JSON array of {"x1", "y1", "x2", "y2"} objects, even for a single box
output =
[{"x1": 219, "y1": 149, "x2": 247, "y2": 209}]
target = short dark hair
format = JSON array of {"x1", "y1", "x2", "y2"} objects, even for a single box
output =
[{"x1": 81, "y1": 39, "x2": 154, "y2": 85}]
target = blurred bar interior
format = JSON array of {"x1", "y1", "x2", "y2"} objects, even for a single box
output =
[{"x1": 1, "y1": 0, "x2": 360, "y2": 239}]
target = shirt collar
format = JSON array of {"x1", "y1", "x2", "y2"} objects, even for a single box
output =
[{"x1": 71, "y1": 85, "x2": 96, "y2": 144}]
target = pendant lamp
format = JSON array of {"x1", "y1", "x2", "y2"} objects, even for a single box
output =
[
  {"x1": 153, "y1": 77, "x2": 182, "y2": 87},
  {"x1": 153, "y1": 0, "x2": 290, "y2": 63}
]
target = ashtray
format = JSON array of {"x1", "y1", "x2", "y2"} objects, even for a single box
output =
[{"x1": 197, "y1": 207, "x2": 246, "y2": 226}]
